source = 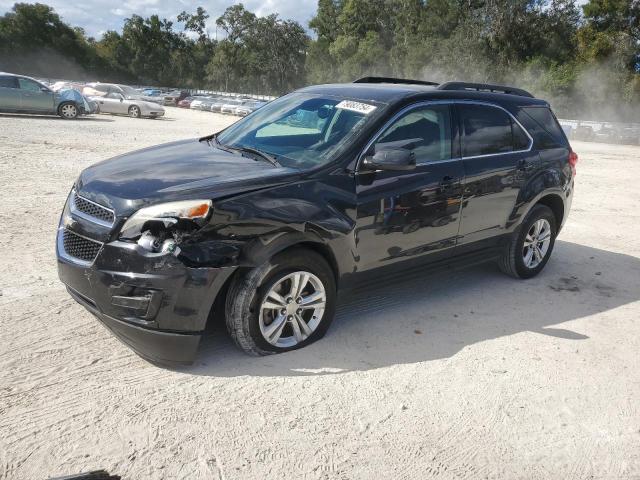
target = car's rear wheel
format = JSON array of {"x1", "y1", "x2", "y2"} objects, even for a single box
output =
[
  {"x1": 498, "y1": 204, "x2": 557, "y2": 279},
  {"x1": 225, "y1": 248, "x2": 336, "y2": 356},
  {"x1": 58, "y1": 102, "x2": 78, "y2": 119},
  {"x1": 128, "y1": 105, "x2": 141, "y2": 118}
]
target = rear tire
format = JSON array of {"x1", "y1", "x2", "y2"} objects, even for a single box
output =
[
  {"x1": 225, "y1": 248, "x2": 336, "y2": 356},
  {"x1": 498, "y1": 204, "x2": 557, "y2": 279},
  {"x1": 128, "y1": 105, "x2": 141, "y2": 118},
  {"x1": 58, "y1": 102, "x2": 78, "y2": 119}
]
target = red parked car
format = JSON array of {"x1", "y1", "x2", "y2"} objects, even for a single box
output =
[{"x1": 177, "y1": 96, "x2": 195, "y2": 108}]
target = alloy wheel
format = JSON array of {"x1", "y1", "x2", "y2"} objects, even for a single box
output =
[
  {"x1": 522, "y1": 218, "x2": 552, "y2": 269},
  {"x1": 259, "y1": 271, "x2": 326, "y2": 348}
]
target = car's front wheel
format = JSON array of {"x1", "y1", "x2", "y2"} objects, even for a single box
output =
[
  {"x1": 225, "y1": 248, "x2": 336, "y2": 356},
  {"x1": 498, "y1": 204, "x2": 557, "y2": 279},
  {"x1": 128, "y1": 105, "x2": 141, "y2": 118},
  {"x1": 58, "y1": 102, "x2": 78, "y2": 119}
]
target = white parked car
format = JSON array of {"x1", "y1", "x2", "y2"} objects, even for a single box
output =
[
  {"x1": 221, "y1": 99, "x2": 243, "y2": 114},
  {"x1": 234, "y1": 101, "x2": 267, "y2": 116},
  {"x1": 90, "y1": 92, "x2": 165, "y2": 118},
  {"x1": 189, "y1": 97, "x2": 208, "y2": 110}
]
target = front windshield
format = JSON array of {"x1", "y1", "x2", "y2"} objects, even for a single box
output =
[{"x1": 216, "y1": 92, "x2": 386, "y2": 169}]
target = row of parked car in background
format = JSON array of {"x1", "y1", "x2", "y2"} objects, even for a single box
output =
[
  {"x1": 5, "y1": 71, "x2": 635, "y2": 140},
  {"x1": 559, "y1": 120, "x2": 640, "y2": 145},
  {"x1": 177, "y1": 94, "x2": 267, "y2": 116},
  {"x1": 101, "y1": 86, "x2": 270, "y2": 116},
  {"x1": 0, "y1": 71, "x2": 270, "y2": 120}
]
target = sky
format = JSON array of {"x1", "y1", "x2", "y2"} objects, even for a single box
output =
[
  {"x1": 0, "y1": 0, "x2": 319, "y2": 38},
  {"x1": 0, "y1": 0, "x2": 590, "y2": 40}
]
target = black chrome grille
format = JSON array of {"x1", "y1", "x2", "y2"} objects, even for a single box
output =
[
  {"x1": 62, "y1": 230, "x2": 102, "y2": 263},
  {"x1": 72, "y1": 192, "x2": 115, "y2": 225}
]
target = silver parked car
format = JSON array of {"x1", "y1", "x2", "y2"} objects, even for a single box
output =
[
  {"x1": 84, "y1": 83, "x2": 162, "y2": 105},
  {"x1": 90, "y1": 92, "x2": 165, "y2": 118},
  {"x1": 0, "y1": 72, "x2": 87, "y2": 119}
]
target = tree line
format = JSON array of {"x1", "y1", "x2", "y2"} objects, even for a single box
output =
[{"x1": 0, "y1": 1, "x2": 638, "y2": 120}]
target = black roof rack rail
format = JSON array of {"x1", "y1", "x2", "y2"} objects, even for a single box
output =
[
  {"x1": 353, "y1": 76, "x2": 439, "y2": 87},
  {"x1": 437, "y1": 81, "x2": 534, "y2": 98}
]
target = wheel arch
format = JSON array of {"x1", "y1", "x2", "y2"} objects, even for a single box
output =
[
  {"x1": 535, "y1": 193, "x2": 564, "y2": 229},
  {"x1": 206, "y1": 235, "x2": 341, "y2": 330},
  {"x1": 242, "y1": 232, "x2": 341, "y2": 287},
  {"x1": 513, "y1": 187, "x2": 567, "y2": 234}
]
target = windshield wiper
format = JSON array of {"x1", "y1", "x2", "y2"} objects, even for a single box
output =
[
  {"x1": 233, "y1": 145, "x2": 281, "y2": 167},
  {"x1": 202, "y1": 134, "x2": 280, "y2": 167},
  {"x1": 203, "y1": 133, "x2": 234, "y2": 154}
]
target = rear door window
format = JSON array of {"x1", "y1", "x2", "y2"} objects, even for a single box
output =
[
  {"x1": 460, "y1": 104, "x2": 531, "y2": 156},
  {"x1": 0, "y1": 76, "x2": 18, "y2": 88}
]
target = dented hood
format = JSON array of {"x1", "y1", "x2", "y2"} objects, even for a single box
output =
[{"x1": 75, "y1": 138, "x2": 298, "y2": 214}]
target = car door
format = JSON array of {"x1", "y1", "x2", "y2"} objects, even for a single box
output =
[
  {"x1": 0, "y1": 75, "x2": 21, "y2": 110},
  {"x1": 98, "y1": 93, "x2": 126, "y2": 114},
  {"x1": 456, "y1": 102, "x2": 537, "y2": 249},
  {"x1": 354, "y1": 103, "x2": 464, "y2": 271},
  {"x1": 17, "y1": 77, "x2": 54, "y2": 112}
]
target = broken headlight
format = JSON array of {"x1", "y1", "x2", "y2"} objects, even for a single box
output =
[{"x1": 119, "y1": 200, "x2": 212, "y2": 253}]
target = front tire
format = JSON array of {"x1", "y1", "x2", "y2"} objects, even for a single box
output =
[
  {"x1": 225, "y1": 248, "x2": 336, "y2": 356},
  {"x1": 58, "y1": 102, "x2": 78, "y2": 119},
  {"x1": 128, "y1": 105, "x2": 141, "y2": 118},
  {"x1": 498, "y1": 204, "x2": 557, "y2": 279}
]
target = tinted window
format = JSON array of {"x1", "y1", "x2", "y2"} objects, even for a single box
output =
[
  {"x1": 18, "y1": 78, "x2": 42, "y2": 92},
  {"x1": 512, "y1": 121, "x2": 530, "y2": 150},
  {"x1": 0, "y1": 76, "x2": 17, "y2": 88},
  {"x1": 460, "y1": 104, "x2": 514, "y2": 157},
  {"x1": 520, "y1": 106, "x2": 568, "y2": 149},
  {"x1": 375, "y1": 105, "x2": 452, "y2": 163}
]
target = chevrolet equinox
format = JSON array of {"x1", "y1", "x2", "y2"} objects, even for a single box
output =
[{"x1": 57, "y1": 78, "x2": 576, "y2": 365}]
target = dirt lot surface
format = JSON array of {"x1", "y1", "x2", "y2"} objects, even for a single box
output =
[{"x1": 1, "y1": 107, "x2": 639, "y2": 480}]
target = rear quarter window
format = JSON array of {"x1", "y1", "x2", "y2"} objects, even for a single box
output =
[{"x1": 517, "y1": 106, "x2": 569, "y2": 150}]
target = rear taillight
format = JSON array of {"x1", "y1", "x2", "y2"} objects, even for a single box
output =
[{"x1": 568, "y1": 150, "x2": 578, "y2": 176}]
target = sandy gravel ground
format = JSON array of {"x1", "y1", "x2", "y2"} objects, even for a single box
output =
[{"x1": 0, "y1": 107, "x2": 639, "y2": 480}]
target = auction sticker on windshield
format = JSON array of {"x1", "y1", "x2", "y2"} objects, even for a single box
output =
[{"x1": 336, "y1": 100, "x2": 377, "y2": 114}]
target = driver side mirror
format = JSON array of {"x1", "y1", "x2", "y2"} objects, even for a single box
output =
[
  {"x1": 362, "y1": 137, "x2": 422, "y2": 172},
  {"x1": 363, "y1": 149, "x2": 416, "y2": 171},
  {"x1": 40, "y1": 87, "x2": 51, "y2": 93}
]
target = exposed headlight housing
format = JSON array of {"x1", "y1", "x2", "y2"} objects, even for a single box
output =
[{"x1": 119, "y1": 200, "x2": 212, "y2": 245}]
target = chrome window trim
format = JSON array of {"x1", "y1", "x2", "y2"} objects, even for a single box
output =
[
  {"x1": 355, "y1": 99, "x2": 534, "y2": 172},
  {"x1": 57, "y1": 227, "x2": 103, "y2": 267},
  {"x1": 70, "y1": 190, "x2": 116, "y2": 228},
  {"x1": 455, "y1": 100, "x2": 534, "y2": 159}
]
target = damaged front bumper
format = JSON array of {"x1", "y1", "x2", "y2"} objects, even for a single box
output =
[{"x1": 57, "y1": 228, "x2": 237, "y2": 366}]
